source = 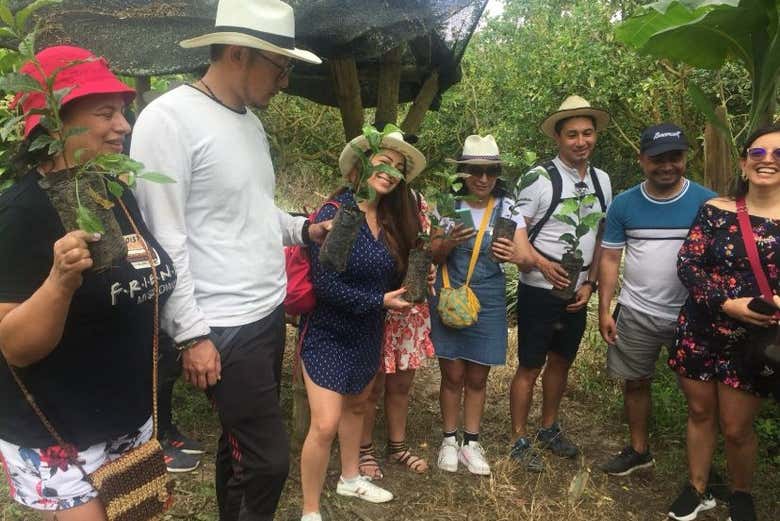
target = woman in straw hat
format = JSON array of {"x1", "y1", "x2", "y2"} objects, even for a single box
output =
[
  {"x1": 0, "y1": 45, "x2": 176, "y2": 520},
  {"x1": 430, "y1": 135, "x2": 534, "y2": 477},
  {"x1": 298, "y1": 125, "x2": 426, "y2": 521}
]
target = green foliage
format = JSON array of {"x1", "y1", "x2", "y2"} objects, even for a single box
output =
[
  {"x1": 616, "y1": 0, "x2": 779, "y2": 139},
  {"x1": 553, "y1": 191, "x2": 604, "y2": 259}
]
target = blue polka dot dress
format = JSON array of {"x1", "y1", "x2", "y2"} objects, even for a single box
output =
[{"x1": 300, "y1": 190, "x2": 397, "y2": 395}]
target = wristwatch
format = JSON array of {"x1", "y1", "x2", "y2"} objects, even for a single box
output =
[
  {"x1": 583, "y1": 280, "x2": 598, "y2": 292},
  {"x1": 176, "y1": 335, "x2": 209, "y2": 352},
  {"x1": 301, "y1": 219, "x2": 312, "y2": 245}
]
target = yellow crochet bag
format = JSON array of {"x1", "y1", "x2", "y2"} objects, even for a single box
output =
[{"x1": 437, "y1": 197, "x2": 494, "y2": 329}]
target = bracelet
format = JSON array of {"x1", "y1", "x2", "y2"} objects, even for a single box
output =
[
  {"x1": 176, "y1": 335, "x2": 208, "y2": 352},
  {"x1": 583, "y1": 280, "x2": 598, "y2": 292}
]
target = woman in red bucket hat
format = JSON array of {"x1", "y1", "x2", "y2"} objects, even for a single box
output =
[{"x1": 0, "y1": 45, "x2": 177, "y2": 519}]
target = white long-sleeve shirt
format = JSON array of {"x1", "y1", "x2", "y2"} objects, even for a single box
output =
[{"x1": 130, "y1": 86, "x2": 304, "y2": 343}]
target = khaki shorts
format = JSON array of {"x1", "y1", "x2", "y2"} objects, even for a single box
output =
[{"x1": 608, "y1": 304, "x2": 677, "y2": 380}]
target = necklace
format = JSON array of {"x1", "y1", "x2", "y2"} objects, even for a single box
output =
[
  {"x1": 193, "y1": 79, "x2": 246, "y2": 114},
  {"x1": 198, "y1": 79, "x2": 220, "y2": 102}
]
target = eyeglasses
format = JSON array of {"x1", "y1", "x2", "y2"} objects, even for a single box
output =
[
  {"x1": 574, "y1": 181, "x2": 589, "y2": 196},
  {"x1": 746, "y1": 147, "x2": 780, "y2": 162},
  {"x1": 465, "y1": 166, "x2": 501, "y2": 177},
  {"x1": 254, "y1": 51, "x2": 295, "y2": 80}
]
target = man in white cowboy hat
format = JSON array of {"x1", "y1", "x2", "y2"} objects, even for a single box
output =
[
  {"x1": 508, "y1": 95, "x2": 613, "y2": 472},
  {"x1": 130, "y1": 1, "x2": 328, "y2": 519}
]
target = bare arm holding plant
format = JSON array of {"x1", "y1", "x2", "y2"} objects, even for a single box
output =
[{"x1": 0, "y1": 230, "x2": 99, "y2": 367}]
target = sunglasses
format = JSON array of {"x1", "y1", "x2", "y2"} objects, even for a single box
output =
[
  {"x1": 465, "y1": 166, "x2": 501, "y2": 177},
  {"x1": 254, "y1": 51, "x2": 295, "y2": 80},
  {"x1": 746, "y1": 147, "x2": 780, "y2": 162}
]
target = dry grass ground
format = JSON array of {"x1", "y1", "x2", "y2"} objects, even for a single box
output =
[{"x1": 2, "y1": 316, "x2": 778, "y2": 520}]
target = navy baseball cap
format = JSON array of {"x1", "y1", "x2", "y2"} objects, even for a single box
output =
[{"x1": 640, "y1": 123, "x2": 689, "y2": 156}]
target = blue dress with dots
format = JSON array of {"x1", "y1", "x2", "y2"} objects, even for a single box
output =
[{"x1": 300, "y1": 190, "x2": 397, "y2": 395}]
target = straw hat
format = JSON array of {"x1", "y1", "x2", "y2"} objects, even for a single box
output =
[
  {"x1": 339, "y1": 128, "x2": 426, "y2": 183},
  {"x1": 445, "y1": 134, "x2": 504, "y2": 165},
  {"x1": 179, "y1": 0, "x2": 321, "y2": 65},
  {"x1": 540, "y1": 95, "x2": 610, "y2": 138}
]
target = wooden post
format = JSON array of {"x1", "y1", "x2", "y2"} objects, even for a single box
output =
[
  {"x1": 401, "y1": 70, "x2": 439, "y2": 134},
  {"x1": 375, "y1": 47, "x2": 402, "y2": 125},
  {"x1": 703, "y1": 105, "x2": 733, "y2": 195},
  {"x1": 330, "y1": 57, "x2": 364, "y2": 140},
  {"x1": 134, "y1": 76, "x2": 151, "y2": 112}
]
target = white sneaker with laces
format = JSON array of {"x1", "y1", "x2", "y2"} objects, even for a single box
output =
[
  {"x1": 301, "y1": 513, "x2": 322, "y2": 521},
  {"x1": 458, "y1": 440, "x2": 491, "y2": 475},
  {"x1": 437, "y1": 437, "x2": 459, "y2": 472},
  {"x1": 336, "y1": 475, "x2": 393, "y2": 503}
]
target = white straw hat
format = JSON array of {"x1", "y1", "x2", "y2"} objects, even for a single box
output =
[
  {"x1": 445, "y1": 134, "x2": 504, "y2": 165},
  {"x1": 339, "y1": 129, "x2": 427, "y2": 183},
  {"x1": 179, "y1": 0, "x2": 321, "y2": 65},
  {"x1": 540, "y1": 95, "x2": 610, "y2": 138}
]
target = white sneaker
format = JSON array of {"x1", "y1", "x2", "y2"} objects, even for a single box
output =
[
  {"x1": 458, "y1": 441, "x2": 491, "y2": 475},
  {"x1": 437, "y1": 437, "x2": 459, "y2": 472},
  {"x1": 301, "y1": 513, "x2": 322, "y2": 521},
  {"x1": 336, "y1": 475, "x2": 393, "y2": 503}
]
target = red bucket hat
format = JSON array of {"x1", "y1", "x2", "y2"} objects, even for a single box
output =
[{"x1": 13, "y1": 45, "x2": 135, "y2": 138}]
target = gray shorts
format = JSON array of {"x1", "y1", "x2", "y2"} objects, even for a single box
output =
[{"x1": 608, "y1": 304, "x2": 677, "y2": 380}]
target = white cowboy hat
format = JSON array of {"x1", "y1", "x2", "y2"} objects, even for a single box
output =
[
  {"x1": 445, "y1": 134, "x2": 504, "y2": 165},
  {"x1": 540, "y1": 95, "x2": 610, "y2": 138},
  {"x1": 339, "y1": 129, "x2": 427, "y2": 183},
  {"x1": 179, "y1": 0, "x2": 321, "y2": 65}
]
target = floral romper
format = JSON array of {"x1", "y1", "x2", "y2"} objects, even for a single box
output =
[
  {"x1": 669, "y1": 204, "x2": 779, "y2": 396},
  {"x1": 381, "y1": 193, "x2": 435, "y2": 373}
]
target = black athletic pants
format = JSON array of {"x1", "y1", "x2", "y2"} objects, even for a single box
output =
[{"x1": 207, "y1": 306, "x2": 289, "y2": 521}]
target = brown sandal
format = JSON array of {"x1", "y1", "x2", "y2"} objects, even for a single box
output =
[
  {"x1": 358, "y1": 443, "x2": 384, "y2": 480},
  {"x1": 387, "y1": 440, "x2": 428, "y2": 474}
]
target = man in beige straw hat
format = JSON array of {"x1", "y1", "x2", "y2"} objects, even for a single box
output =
[
  {"x1": 508, "y1": 95, "x2": 612, "y2": 472},
  {"x1": 130, "y1": 1, "x2": 328, "y2": 519}
]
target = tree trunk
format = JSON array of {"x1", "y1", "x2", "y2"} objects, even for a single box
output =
[
  {"x1": 330, "y1": 56, "x2": 364, "y2": 141},
  {"x1": 401, "y1": 70, "x2": 439, "y2": 134},
  {"x1": 703, "y1": 105, "x2": 733, "y2": 195},
  {"x1": 134, "y1": 75, "x2": 151, "y2": 112},
  {"x1": 376, "y1": 47, "x2": 402, "y2": 125}
]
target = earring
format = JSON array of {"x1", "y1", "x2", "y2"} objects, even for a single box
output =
[{"x1": 740, "y1": 171, "x2": 748, "y2": 181}]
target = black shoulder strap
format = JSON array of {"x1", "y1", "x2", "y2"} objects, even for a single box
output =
[
  {"x1": 589, "y1": 166, "x2": 607, "y2": 213},
  {"x1": 528, "y1": 160, "x2": 562, "y2": 244}
]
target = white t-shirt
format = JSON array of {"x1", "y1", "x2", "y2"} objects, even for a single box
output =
[
  {"x1": 130, "y1": 86, "x2": 305, "y2": 343},
  {"x1": 518, "y1": 156, "x2": 612, "y2": 290}
]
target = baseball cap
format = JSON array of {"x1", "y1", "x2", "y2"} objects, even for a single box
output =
[
  {"x1": 13, "y1": 45, "x2": 135, "y2": 138},
  {"x1": 640, "y1": 123, "x2": 689, "y2": 156}
]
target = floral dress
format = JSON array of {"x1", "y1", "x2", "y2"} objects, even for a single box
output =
[
  {"x1": 382, "y1": 193, "x2": 434, "y2": 373},
  {"x1": 669, "y1": 203, "x2": 779, "y2": 396}
]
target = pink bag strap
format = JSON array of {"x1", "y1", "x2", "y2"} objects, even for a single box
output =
[{"x1": 736, "y1": 197, "x2": 778, "y2": 315}]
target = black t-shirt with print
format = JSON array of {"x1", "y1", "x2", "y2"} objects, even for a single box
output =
[{"x1": 0, "y1": 172, "x2": 176, "y2": 449}]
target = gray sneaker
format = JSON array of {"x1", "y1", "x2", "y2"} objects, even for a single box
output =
[
  {"x1": 535, "y1": 423, "x2": 578, "y2": 459},
  {"x1": 509, "y1": 436, "x2": 544, "y2": 472},
  {"x1": 598, "y1": 446, "x2": 654, "y2": 476}
]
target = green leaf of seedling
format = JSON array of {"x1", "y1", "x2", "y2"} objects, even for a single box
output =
[
  {"x1": 372, "y1": 163, "x2": 403, "y2": 180},
  {"x1": 52, "y1": 86, "x2": 73, "y2": 105},
  {"x1": 558, "y1": 198, "x2": 579, "y2": 215},
  {"x1": 76, "y1": 205, "x2": 105, "y2": 234},
  {"x1": 0, "y1": 177, "x2": 13, "y2": 193},
  {"x1": 47, "y1": 139, "x2": 63, "y2": 156},
  {"x1": 125, "y1": 171, "x2": 136, "y2": 187},
  {"x1": 137, "y1": 171, "x2": 176, "y2": 184},
  {"x1": 27, "y1": 132, "x2": 54, "y2": 151},
  {"x1": 0, "y1": 114, "x2": 24, "y2": 140},
  {"x1": 553, "y1": 213, "x2": 577, "y2": 227},
  {"x1": 574, "y1": 249, "x2": 583, "y2": 260},
  {"x1": 15, "y1": 0, "x2": 61, "y2": 31},
  {"x1": 575, "y1": 223, "x2": 589, "y2": 238},
  {"x1": 560, "y1": 233, "x2": 577, "y2": 246},
  {"x1": 581, "y1": 212, "x2": 604, "y2": 229},
  {"x1": 0, "y1": 3, "x2": 15, "y2": 28},
  {"x1": 105, "y1": 179, "x2": 124, "y2": 198},
  {"x1": 0, "y1": 72, "x2": 43, "y2": 93},
  {"x1": 581, "y1": 194, "x2": 597, "y2": 207},
  {"x1": 0, "y1": 26, "x2": 17, "y2": 39},
  {"x1": 452, "y1": 182, "x2": 463, "y2": 192}
]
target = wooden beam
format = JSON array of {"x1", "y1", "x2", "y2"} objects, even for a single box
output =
[
  {"x1": 401, "y1": 70, "x2": 439, "y2": 134},
  {"x1": 330, "y1": 57, "x2": 364, "y2": 140},
  {"x1": 703, "y1": 105, "x2": 733, "y2": 195},
  {"x1": 375, "y1": 47, "x2": 402, "y2": 125}
]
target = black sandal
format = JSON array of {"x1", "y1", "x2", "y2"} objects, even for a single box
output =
[
  {"x1": 387, "y1": 440, "x2": 428, "y2": 474},
  {"x1": 358, "y1": 443, "x2": 384, "y2": 480}
]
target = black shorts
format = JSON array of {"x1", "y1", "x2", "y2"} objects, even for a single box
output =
[{"x1": 516, "y1": 283, "x2": 587, "y2": 369}]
